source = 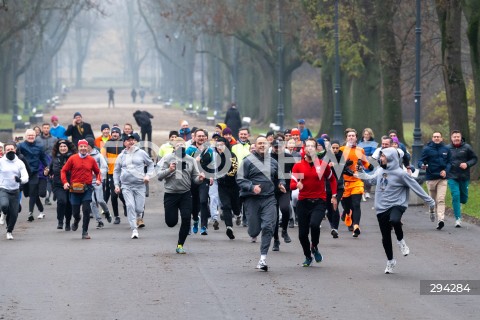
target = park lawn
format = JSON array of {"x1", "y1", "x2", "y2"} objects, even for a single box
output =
[{"x1": 0, "y1": 114, "x2": 13, "y2": 130}]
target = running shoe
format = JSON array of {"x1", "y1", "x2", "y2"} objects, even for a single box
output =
[
  {"x1": 192, "y1": 219, "x2": 199, "y2": 234},
  {"x1": 72, "y1": 219, "x2": 80, "y2": 231},
  {"x1": 176, "y1": 244, "x2": 186, "y2": 254},
  {"x1": 397, "y1": 239, "x2": 409, "y2": 256},
  {"x1": 235, "y1": 215, "x2": 242, "y2": 226},
  {"x1": 6, "y1": 232, "x2": 13, "y2": 240},
  {"x1": 212, "y1": 220, "x2": 219, "y2": 230},
  {"x1": 200, "y1": 226, "x2": 208, "y2": 235},
  {"x1": 455, "y1": 219, "x2": 462, "y2": 228},
  {"x1": 303, "y1": 256, "x2": 313, "y2": 267},
  {"x1": 37, "y1": 213, "x2": 45, "y2": 219},
  {"x1": 137, "y1": 218, "x2": 145, "y2": 228},
  {"x1": 272, "y1": 240, "x2": 280, "y2": 251},
  {"x1": 429, "y1": 205, "x2": 435, "y2": 222},
  {"x1": 331, "y1": 229, "x2": 339, "y2": 239},
  {"x1": 226, "y1": 227, "x2": 235, "y2": 239},
  {"x1": 311, "y1": 246, "x2": 323, "y2": 263},
  {"x1": 256, "y1": 259, "x2": 268, "y2": 271},
  {"x1": 281, "y1": 229, "x2": 291, "y2": 243},
  {"x1": 82, "y1": 232, "x2": 91, "y2": 239},
  {"x1": 344, "y1": 211, "x2": 352, "y2": 227},
  {"x1": 96, "y1": 221, "x2": 104, "y2": 229},
  {"x1": 131, "y1": 229, "x2": 139, "y2": 239},
  {"x1": 352, "y1": 224, "x2": 361, "y2": 237},
  {"x1": 436, "y1": 220, "x2": 444, "y2": 230},
  {"x1": 385, "y1": 259, "x2": 396, "y2": 274}
]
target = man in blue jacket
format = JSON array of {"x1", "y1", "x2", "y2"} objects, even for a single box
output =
[
  {"x1": 418, "y1": 131, "x2": 451, "y2": 230},
  {"x1": 447, "y1": 130, "x2": 477, "y2": 227}
]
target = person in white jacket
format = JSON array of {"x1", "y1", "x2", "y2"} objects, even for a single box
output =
[
  {"x1": 86, "y1": 138, "x2": 112, "y2": 229},
  {"x1": 0, "y1": 141, "x2": 29, "y2": 240},
  {"x1": 113, "y1": 134, "x2": 154, "y2": 239}
]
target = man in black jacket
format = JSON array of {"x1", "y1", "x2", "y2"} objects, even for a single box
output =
[
  {"x1": 224, "y1": 103, "x2": 242, "y2": 140},
  {"x1": 65, "y1": 112, "x2": 95, "y2": 146},
  {"x1": 133, "y1": 110, "x2": 153, "y2": 156},
  {"x1": 447, "y1": 130, "x2": 477, "y2": 227}
]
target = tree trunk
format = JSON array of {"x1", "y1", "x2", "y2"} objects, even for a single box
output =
[
  {"x1": 436, "y1": 0, "x2": 470, "y2": 141},
  {"x1": 375, "y1": 0, "x2": 404, "y2": 142}
]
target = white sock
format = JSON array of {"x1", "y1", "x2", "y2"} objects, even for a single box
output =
[{"x1": 260, "y1": 254, "x2": 267, "y2": 260}]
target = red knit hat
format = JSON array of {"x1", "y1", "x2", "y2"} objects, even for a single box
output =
[
  {"x1": 78, "y1": 139, "x2": 88, "y2": 147},
  {"x1": 291, "y1": 128, "x2": 300, "y2": 135}
]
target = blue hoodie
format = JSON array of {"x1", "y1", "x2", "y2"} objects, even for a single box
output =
[{"x1": 417, "y1": 141, "x2": 451, "y2": 180}]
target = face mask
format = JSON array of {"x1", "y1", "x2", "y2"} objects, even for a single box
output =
[{"x1": 6, "y1": 151, "x2": 15, "y2": 161}]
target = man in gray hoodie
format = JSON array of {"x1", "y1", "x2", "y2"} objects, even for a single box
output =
[
  {"x1": 157, "y1": 137, "x2": 205, "y2": 253},
  {"x1": 356, "y1": 147, "x2": 435, "y2": 274},
  {"x1": 113, "y1": 134, "x2": 154, "y2": 239}
]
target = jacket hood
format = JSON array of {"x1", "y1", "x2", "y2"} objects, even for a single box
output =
[
  {"x1": 90, "y1": 148, "x2": 100, "y2": 156},
  {"x1": 381, "y1": 147, "x2": 401, "y2": 170}
]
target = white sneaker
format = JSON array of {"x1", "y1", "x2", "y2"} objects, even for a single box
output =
[
  {"x1": 397, "y1": 239, "x2": 410, "y2": 256},
  {"x1": 365, "y1": 192, "x2": 371, "y2": 199},
  {"x1": 37, "y1": 213, "x2": 45, "y2": 219},
  {"x1": 0, "y1": 213, "x2": 5, "y2": 225},
  {"x1": 6, "y1": 232, "x2": 13, "y2": 240},
  {"x1": 455, "y1": 219, "x2": 462, "y2": 228},
  {"x1": 256, "y1": 259, "x2": 268, "y2": 271},
  {"x1": 361, "y1": 194, "x2": 367, "y2": 202},
  {"x1": 131, "y1": 229, "x2": 139, "y2": 239},
  {"x1": 385, "y1": 259, "x2": 396, "y2": 274}
]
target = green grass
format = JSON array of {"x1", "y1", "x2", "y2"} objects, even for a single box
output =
[{"x1": 0, "y1": 114, "x2": 14, "y2": 130}]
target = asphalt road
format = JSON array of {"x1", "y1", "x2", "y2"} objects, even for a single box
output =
[{"x1": 1, "y1": 89, "x2": 479, "y2": 319}]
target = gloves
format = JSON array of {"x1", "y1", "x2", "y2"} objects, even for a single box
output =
[
  {"x1": 345, "y1": 159, "x2": 354, "y2": 167},
  {"x1": 15, "y1": 176, "x2": 22, "y2": 183},
  {"x1": 343, "y1": 167, "x2": 354, "y2": 176},
  {"x1": 367, "y1": 164, "x2": 374, "y2": 171}
]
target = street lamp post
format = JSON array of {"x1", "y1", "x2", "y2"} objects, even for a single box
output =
[
  {"x1": 276, "y1": 0, "x2": 284, "y2": 131},
  {"x1": 201, "y1": 41, "x2": 205, "y2": 109},
  {"x1": 411, "y1": 0, "x2": 423, "y2": 166},
  {"x1": 214, "y1": 56, "x2": 221, "y2": 118},
  {"x1": 332, "y1": 0, "x2": 343, "y2": 141}
]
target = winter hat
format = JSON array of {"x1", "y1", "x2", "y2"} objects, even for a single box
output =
[
  {"x1": 123, "y1": 134, "x2": 135, "y2": 142},
  {"x1": 392, "y1": 137, "x2": 400, "y2": 144},
  {"x1": 77, "y1": 139, "x2": 88, "y2": 147},
  {"x1": 51, "y1": 115, "x2": 59, "y2": 122},
  {"x1": 132, "y1": 133, "x2": 141, "y2": 141},
  {"x1": 298, "y1": 119, "x2": 306, "y2": 124},
  {"x1": 321, "y1": 134, "x2": 330, "y2": 141},
  {"x1": 266, "y1": 130, "x2": 275, "y2": 138},
  {"x1": 316, "y1": 138, "x2": 325, "y2": 149},
  {"x1": 216, "y1": 123, "x2": 227, "y2": 131},
  {"x1": 101, "y1": 124, "x2": 110, "y2": 131},
  {"x1": 169, "y1": 130, "x2": 179, "y2": 138},
  {"x1": 85, "y1": 137, "x2": 95, "y2": 148},
  {"x1": 73, "y1": 112, "x2": 82, "y2": 118},
  {"x1": 291, "y1": 128, "x2": 300, "y2": 135},
  {"x1": 111, "y1": 127, "x2": 121, "y2": 134},
  {"x1": 284, "y1": 129, "x2": 292, "y2": 135},
  {"x1": 222, "y1": 128, "x2": 233, "y2": 136}
]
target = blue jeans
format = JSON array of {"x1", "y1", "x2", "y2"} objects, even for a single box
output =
[{"x1": 447, "y1": 179, "x2": 469, "y2": 219}]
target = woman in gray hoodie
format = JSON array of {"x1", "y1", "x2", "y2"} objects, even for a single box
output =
[{"x1": 356, "y1": 147, "x2": 435, "y2": 274}]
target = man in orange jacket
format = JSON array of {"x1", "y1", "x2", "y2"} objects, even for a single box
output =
[{"x1": 340, "y1": 128, "x2": 373, "y2": 237}]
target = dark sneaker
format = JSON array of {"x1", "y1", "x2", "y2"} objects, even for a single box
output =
[
  {"x1": 57, "y1": 223, "x2": 63, "y2": 230},
  {"x1": 353, "y1": 225, "x2": 361, "y2": 237},
  {"x1": 226, "y1": 227, "x2": 235, "y2": 239},
  {"x1": 272, "y1": 240, "x2": 280, "y2": 251},
  {"x1": 65, "y1": 224, "x2": 71, "y2": 231},
  {"x1": 303, "y1": 256, "x2": 313, "y2": 267},
  {"x1": 331, "y1": 229, "x2": 339, "y2": 238},
  {"x1": 105, "y1": 211, "x2": 112, "y2": 223},
  {"x1": 27, "y1": 213, "x2": 34, "y2": 222},
  {"x1": 96, "y1": 221, "x2": 104, "y2": 229},
  {"x1": 281, "y1": 229, "x2": 291, "y2": 243},
  {"x1": 114, "y1": 216, "x2": 121, "y2": 224},
  {"x1": 200, "y1": 226, "x2": 208, "y2": 235},
  {"x1": 235, "y1": 215, "x2": 241, "y2": 226},
  {"x1": 72, "y1": 219, "x2": 80, "y2": 231},
  {"x1": 311, "y1": 246, "x2": 323, "y2": 263},
  {"x1": 212, "y1": 220, "x2": 219, "y2": 230},
  {"x1": 45, "y1": 198, "x2": 52, "y2": 205},
  {"x1": 436, "y1": 220, "x2": 444, "y2": 230}
]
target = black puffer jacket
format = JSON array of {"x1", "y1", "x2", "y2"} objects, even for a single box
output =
[
  {"x1": 49, "y1": 152, "x2": 74, "y2": 187},
  {"x1": 447, "y1": 141, "x2": 477, "y2": 180}
]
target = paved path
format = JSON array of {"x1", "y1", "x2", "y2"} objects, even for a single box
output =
[{"x1": 2, "y1": 89, "x2": 479, "y2": 319}]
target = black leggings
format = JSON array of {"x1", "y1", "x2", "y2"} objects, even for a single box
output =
[
  {"x1": 341, "y1": 194, "x2": 362, "y2": 226},
  {"x1": 326, "y1": 189, "x2": 343, "y2": 230},
  {"x1": 164, "y1": 191, "x2": 192, "y2": 246},
  {"x1": 53, "y1": 186, "x2": 72, "y2": 224},
  {"x1": 274, "y1": 191, "x2": 291, "y2": 240},
  {"x1": 191, "y1": 181, "x2": 210, "y2": 228},
  {"x1": 377, "y1": 206, "x2": 406, "y2": 260},
  {"x1": 107, "y1": 174, "x2": 126, "y2": 217},
  {"x1": 297, "y1": 199, "x2": 327, "y2": 258},
  {"x1": 218, "y1": 184, "x2": 240, "y2": 228}
]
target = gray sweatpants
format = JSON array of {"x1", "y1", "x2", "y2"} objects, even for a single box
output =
[
  {"x1": 244, "y1": 196, "x2": 277, "y2": 255},
  {"x1": 122, "y1": 184, "x2": 146, "y2": 230},
  {"x1": 91, "y1": 183, "x2": 109, "y2": 221}
]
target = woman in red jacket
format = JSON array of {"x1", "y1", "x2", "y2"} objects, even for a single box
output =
[
  {"x1": 61, "y1": 139, "x2": 101, "y2": 239},
  {"x1": 290, "y1": 138, "x2": 337, "y2": 267}
]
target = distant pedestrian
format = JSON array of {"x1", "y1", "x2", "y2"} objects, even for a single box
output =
[
  {"x1": 131, "y1": 89, "x2": 137, "y2": 103},
  {"x1": 224, "y1": 103, "x2": 242, "y2": 140},
  {"x1": 108, "y1": 87, "x2": 115, "y2": 108},
  {"x1": 179, "y1": 120, "x2": 192, "y2": 141},
  {"x1": 139, "y1": 88, "x2": 146, "y2": 104},
  {"x1": 50, "y1": 115, "x2": 68, "y2": 140},
  {"x1": 297, "y1": 119, "x2": 312, "y2": 142},
  {"x1": 133, "y1": 110, "x2": 154, "y2": 155}
]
